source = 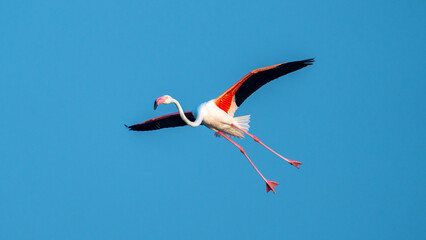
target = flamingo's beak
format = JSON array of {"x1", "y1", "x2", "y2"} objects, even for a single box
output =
[{"x1": 154, "y1": 96, "x2": 166, "y2": 110}]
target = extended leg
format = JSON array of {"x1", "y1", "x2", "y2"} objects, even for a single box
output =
[
  {"x1": 216, "y1": 131, "x2": 279, "y2": 193},
  {"x1": 232, "y1": 124, "x2": 302, "y2": 168}
]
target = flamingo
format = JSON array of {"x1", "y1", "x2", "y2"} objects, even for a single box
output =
[{"x1": 126, "y1": 58, "x2": 314, "y2": 193}]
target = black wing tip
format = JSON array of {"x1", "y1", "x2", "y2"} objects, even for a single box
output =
[
  {"x1": 303, "y1": 58, "x2": 315, "y2": 65},
  {"x1": 124, "y1": 124, "x2": 136, "y2": 131}
]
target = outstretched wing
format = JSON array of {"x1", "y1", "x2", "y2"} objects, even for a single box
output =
[
  {"x1": 125, "y1": 111, "x2": 195, "y2": 131},
  {"x1": 215, "y1": 58, "x2": 314, "y2": 116}
]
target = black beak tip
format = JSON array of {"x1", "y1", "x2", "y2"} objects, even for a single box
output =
[{"x1": 154, "y1": 101, "x2": 158, "y2": 110}]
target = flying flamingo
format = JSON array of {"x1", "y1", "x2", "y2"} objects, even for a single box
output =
[{"x1": 126, "y1": 58, "x2": 314, "y2": 193}]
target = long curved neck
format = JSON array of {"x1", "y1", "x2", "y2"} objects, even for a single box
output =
[{"x1": 171, "y1": 98, "x2": 203, "y2": 127}]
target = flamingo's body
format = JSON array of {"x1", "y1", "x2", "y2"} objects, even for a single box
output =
[
  {"x1": 196, "y1": 100, "x2": 248, "y2": 138},
  {"x1": 126, "y1": 59, "x2": 314, "y2": 193}
]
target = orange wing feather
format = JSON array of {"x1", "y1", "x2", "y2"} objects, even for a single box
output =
[{"x1": 215, "y1": 64, "x2": 281, "y2": 115}]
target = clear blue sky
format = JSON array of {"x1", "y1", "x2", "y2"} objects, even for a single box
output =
[{"x1": 1, "y1": 0, "x2": 425, "y2": 239}]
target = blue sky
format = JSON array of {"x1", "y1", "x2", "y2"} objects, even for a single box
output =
[{"x1": 1, "y1": 0, "x2": 425, "y2": 239}]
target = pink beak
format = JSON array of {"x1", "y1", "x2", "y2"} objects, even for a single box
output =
[{"x1": 154, "y1": 96, "x2": 167, "y2": 110}]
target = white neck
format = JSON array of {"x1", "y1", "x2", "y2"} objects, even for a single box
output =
[{"x1": 171, "y1": 98, "x2": 203, "y2": 127}]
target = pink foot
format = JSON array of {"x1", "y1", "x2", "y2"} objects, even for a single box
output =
[
  {"x1": 266, "y1": 180, "x2": 279, "y2": 193},
  {"x1": 289, "y1": 160, "x2": 302, "y2": 168}
]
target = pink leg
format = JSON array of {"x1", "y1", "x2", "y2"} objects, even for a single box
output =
[
  {"x1": 216, "y1": 131, "x2": 279, "y2": 193},
  {"x1": 232, "y1": 124, "x2": 302, "y2": 168}
]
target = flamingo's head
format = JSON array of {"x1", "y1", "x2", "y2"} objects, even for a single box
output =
[{"x1": 154, "y1": 95, "x2": 172, "y2": 110}]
